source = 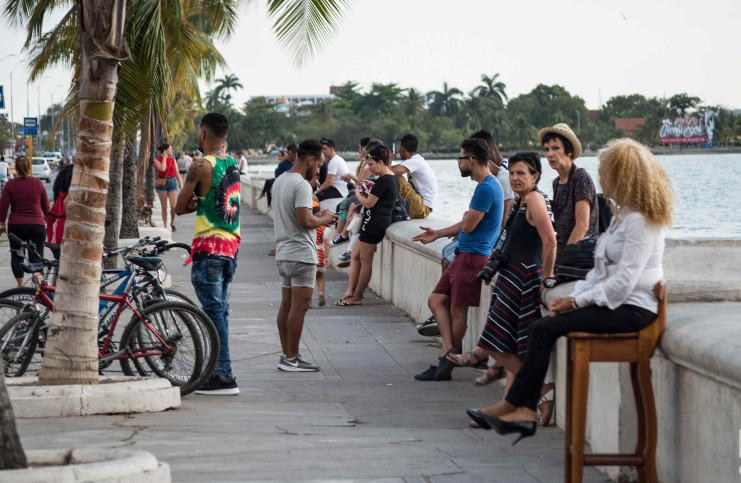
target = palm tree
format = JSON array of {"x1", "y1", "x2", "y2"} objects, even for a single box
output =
[
  {"x1": 462, "y1": 90, "x2": 488, "y2": 131},
  {"x1": 475, "y1": 73, "x2": 508, "y2": 106},
  {"x1": 6, "y1": 0, "x2": 352, "y2": 388},
  {"x1": 213, "y1": 73, "x2": 243, "y2": 108},
  {"x1": 401, "y1": 88, "x2": 425, "y2": 127},
  {"x1": 427, "y1": 82, "x2": 463, "y2": 117}
]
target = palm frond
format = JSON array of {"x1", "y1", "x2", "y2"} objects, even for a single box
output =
[{"x1": 267, "y1": 0, "x2": 351, "y2": 67}]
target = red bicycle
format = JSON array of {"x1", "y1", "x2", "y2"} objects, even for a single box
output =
[{"x1": 0, "y1": 235, "x2": 215, "y2": 395}]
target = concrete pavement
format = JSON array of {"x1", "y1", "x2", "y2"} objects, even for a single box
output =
[{"x1": 9, "y1": 206, "x2": 607, "y2": 482}]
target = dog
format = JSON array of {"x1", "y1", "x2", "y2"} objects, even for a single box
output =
[{"x1": 137, "y1": 195, "x2": 155, "y2": 227}]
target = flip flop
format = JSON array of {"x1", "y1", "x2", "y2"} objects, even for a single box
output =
[{"x1": 335, "y1": 299, "x2": 362, "y2": 306}]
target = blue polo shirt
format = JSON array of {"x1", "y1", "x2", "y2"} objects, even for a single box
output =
[{"x1": 457, "y1": 176, "x2": 504, "y2": 256}]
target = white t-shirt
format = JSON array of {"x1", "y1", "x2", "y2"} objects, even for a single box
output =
[
  {"x1": 0, "y1": 162, "x2": 8, "y2": 179},
  {"x1": 239, "y1": 156, "x2": 248, "y2": 173},
  {"x1": 400, "y1": 153, "x2": 438, "y2": 209},
  {"x1": 496, "y1": 163, "x2": 514, "y2": 201},
  {"x1": 326, "y1": 154, "x2": 350, "y2": 197},
  {"x1": 272, "y1": 172, "x2": 317, "y2": 264}
]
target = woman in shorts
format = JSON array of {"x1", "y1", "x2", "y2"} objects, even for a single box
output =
[
  {"x1": 337, "y1": 144, "x2": 399, "y2": 306},
  {"x1": 154, "y1": 143, "x2": 182, "y2": 232}
]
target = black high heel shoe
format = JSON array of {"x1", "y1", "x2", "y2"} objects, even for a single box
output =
[
  {"x1": 466, "y1": 409, "x2": 492, "y2": 430},
  {"x1": 480, "y1": 414, "x2": 537, "y2": 445}
]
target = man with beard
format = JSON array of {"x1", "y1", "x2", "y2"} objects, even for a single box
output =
[
  {"x1": 411, "y1": 138, "x2": 504, "y2": 381},
  {"x1": 176, "y1": 113, "x2": 242, "y2": 395},
  {"x1": 272, "y1": 139, "x2": 337, "y2": 372}
]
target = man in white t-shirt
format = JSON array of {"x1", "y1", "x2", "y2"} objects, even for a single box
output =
[
  {"x1": 0, "y1": 157, "x2": 8, "y2": 180},
  {"x1": 390, "y1": 134, "x2": 438, "y2": 219},
  {"x1": 316, "y1": 138, "x2": 349, "y2": 201},
  {"x1": 237, "y1": 150, "x2": 248, "y2": 174}
]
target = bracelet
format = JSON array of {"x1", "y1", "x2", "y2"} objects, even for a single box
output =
[{"x1": 571, "y1": 298, "x2": 579, "y2": 310}]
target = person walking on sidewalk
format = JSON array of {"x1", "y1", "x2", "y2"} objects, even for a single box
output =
[
  {"x1": 272, "y1": 139, "x2": 337, "y2": 372},
  {"x1": 175, "y1": 113, "x2": 242, "y2": 395},
  {"x1": 412, "y1": 138, "x2": 504, "y2": 381},
  {"x1": 154, "y1": 143, "x2": 183, "y2": 232}
]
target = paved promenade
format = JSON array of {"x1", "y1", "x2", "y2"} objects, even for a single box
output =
[{"x1": 9, "y1": 207, "x2": 607, "y2": 482}]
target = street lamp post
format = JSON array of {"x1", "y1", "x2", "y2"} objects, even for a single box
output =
[
  {"x1": 9, "y1": 58, "x2": 23, "y2": 157},
  {"x1": 51, "y1": 84, "x2": 63, "y2": 151},
  {"x1": 38, "y1": 75, "x2": 50, "y2": 148}
]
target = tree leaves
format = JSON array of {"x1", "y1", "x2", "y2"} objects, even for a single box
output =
[{"x1": 267, "y1": 0, "x2": 351, "y2": 67}]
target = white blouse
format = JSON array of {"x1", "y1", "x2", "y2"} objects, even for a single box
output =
[{"x1": 571, "y1": 207, "x2": 664, "y2": 313}]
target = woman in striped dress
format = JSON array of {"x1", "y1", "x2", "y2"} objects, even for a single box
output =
[{"x1": 447, "y1": 152, "x2": 557, "y2": 423}]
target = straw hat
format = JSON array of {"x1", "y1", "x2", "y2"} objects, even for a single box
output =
[{"x1": 537, "y1": 123, "x2": 582, "y2": 160}]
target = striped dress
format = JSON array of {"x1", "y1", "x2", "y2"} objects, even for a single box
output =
[{"x1": 478, "y1": 190, "x2": 552, "y2": 357}]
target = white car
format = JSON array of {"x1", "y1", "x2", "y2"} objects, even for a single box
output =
[{"x1": 32, "y1": 157, "x2": 52, "y2": 183}]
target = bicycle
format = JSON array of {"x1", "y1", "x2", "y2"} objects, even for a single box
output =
[{"x1": 0, "y1": 236, "x2": 218, "y2": 395}]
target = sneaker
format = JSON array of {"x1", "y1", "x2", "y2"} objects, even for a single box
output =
[
  {"x1": 416, "y1": 315, "x2": 440, "y2": 337},
  {"x1": 278, "y1": 354, "x2": 320, "y2": 372},
  {"x1": 318, "y1": 293, "x2": 326, "y2": 307},
  {"x1": 331, "y1": 234, "x2": 349, "y2": 246},
  {"x1": 194, "y1": 374, "x2": 240, "y2": 395},
  {"x1": 414, "y1": 365, "x2": 439, "y2": 381},
  {"x1": 434, "y1": 351, "x2": 457, "y2": 381},
  {"x1": 337, "y1": 252, "x2": 351, "y2": 268}
]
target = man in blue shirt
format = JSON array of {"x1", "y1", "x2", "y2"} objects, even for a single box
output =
[{"x1": 411, "y1": 138, "x2": 504, "y2": 381}]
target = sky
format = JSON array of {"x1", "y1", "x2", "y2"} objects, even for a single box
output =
[{"x1": 0, "y1": 0, "x2": 740, "y2": 124}]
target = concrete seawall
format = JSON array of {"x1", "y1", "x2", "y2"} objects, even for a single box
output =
[{"x1": 242, "y1": 174, "x2": 741, "y2": 482}]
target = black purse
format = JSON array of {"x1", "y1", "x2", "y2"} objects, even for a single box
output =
[{"x1": 552, "y1": 234, "x2": 600, "y2": 284}]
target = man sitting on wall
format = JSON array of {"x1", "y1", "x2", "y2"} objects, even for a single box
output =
[{"x1": 390, "y1": 134, "x2": 437, "y2": 219}]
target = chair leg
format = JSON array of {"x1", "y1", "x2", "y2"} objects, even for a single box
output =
[
  {"x1": 631, "y1": 359, "x2": 658, "y2": 483},
  {"x1": 569, "y1": 340, "x2": 590, "y2": 483},
  {"x1": 565, "y1": 340, "x2": 573, "y2": 483}
]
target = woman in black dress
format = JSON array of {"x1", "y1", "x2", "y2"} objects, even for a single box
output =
[{"x1": 337, "y1": 145, "x2": 399, "y2": 306}]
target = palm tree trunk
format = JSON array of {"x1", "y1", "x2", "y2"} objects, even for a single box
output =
[
  {"x1": 120, "y1": 135, "x2": 139, "y2": 238},
  {"x1": 38, "y1": 0, "x2": 130, "y2": 386},
  {"x1": 144, "y1": 115, "x2": 162, "y2": 206},
  {"x1": 0, "y1": 362, "x2": 27, "y2": 470},
  {"x1": 103, "y1": 131, "x2": 124, "y2": 269}
]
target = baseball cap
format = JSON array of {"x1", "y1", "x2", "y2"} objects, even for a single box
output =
[{"x1": 286, "y1": 143, "x2": 299, "y2": 152}]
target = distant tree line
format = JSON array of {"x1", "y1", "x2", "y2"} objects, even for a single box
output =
[{"x1": 180, "y1": 74, "x2": 741, "y2": 154}]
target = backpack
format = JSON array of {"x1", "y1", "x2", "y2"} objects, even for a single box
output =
[{"x1": 597, "y1": 193, "x2": 614, "y2": 233}]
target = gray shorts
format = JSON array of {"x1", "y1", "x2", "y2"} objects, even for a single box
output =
[{"x1": 277, "y1": 260, "x2": 317, "y2": 288}]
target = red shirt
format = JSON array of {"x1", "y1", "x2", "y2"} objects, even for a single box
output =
[
  {"x1": 0, "y1": 176, "x2": 50, "y2": 225},
  {"x1": 156, "y1": 156, "x2": 177, "y2": 178}
]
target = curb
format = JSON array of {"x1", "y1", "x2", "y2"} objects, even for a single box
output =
[{"x1": 7, "y1": 376, "x2": 181, "y2": 418}]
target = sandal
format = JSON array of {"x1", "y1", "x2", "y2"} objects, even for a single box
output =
[
  {"x1": 447, "y1": 350, "x2": 485, "y2": 368},
  {"x1": 171, "y1": 224, "x2": 177, "y2": 232},
  {"x1": 335, "y1": 299, "x2": 362, "y2": 306},
  {"x1": 537, "y1": 387, "x2": 555, "y2": 427},
  {"x1": 473, "y1": 365, "x2": 506, "y2": 386}
]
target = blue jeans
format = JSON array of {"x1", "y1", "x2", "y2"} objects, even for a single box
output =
[{"x1": 191, "y1": 254, "x2": 237, "y2": 379}]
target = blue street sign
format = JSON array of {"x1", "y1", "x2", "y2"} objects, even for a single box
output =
[
  {"x1": 23, "y1": 117, "x2": 38, "y2": 136},
  {"x1": 0, "y1": 85, "x2": 4, "y2": 109},
  {"x1": 17, "y1": 127, "x2": 23, "y2": 135}
]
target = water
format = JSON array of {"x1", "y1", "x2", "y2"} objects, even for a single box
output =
[{"x1": 251, "y1": 154, "x2": 741, "y2": 239}]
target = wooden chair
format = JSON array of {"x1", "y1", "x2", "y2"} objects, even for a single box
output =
[{"x1": 564, "y1": 281, "x2": 667, "y2": 483}]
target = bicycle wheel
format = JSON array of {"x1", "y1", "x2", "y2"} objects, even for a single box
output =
[
  {"x1": 0, "y1": 287, "x2": 38, "y2": 302},
  {"x1": 0, "y1": 299, "x2": 26, "y2": 328},
  {"x1": 0, "y1": 311, "x2": 43, "y2": 377},
  {"x1": 162, "y1": 290, "x2": 217, "y2": 378},
  {"x1": 119, "y1": 301, "x2": 212, "y2": 396}
]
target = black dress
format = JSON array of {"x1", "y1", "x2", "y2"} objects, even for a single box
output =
[
  {"x1": 478, "y1": 189, "x2": 552, "y2": 357},
  {"x1": 359, "y1": 174, "x2": 400, "y2": 245}
]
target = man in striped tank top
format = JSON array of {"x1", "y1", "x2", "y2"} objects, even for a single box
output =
[{"x1": 176, "y1": 113, "x2": 241, "y2": 395}]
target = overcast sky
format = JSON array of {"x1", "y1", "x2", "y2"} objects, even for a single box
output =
[{"x1": 1, "y1": 0, "x2": 739, "y2": 124}]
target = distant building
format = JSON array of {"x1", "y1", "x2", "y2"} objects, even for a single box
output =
[
  {"x1": 614, "y1": 118, "x2": 646, "y2": 137},
  {"x1": 263, "y1": 94, "x2": 336, "y2": 111}
]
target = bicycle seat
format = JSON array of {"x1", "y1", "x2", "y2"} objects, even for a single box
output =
[
  {"x1": 21, "y1": 262, "x2": 45, "y2": 274},
  {"x1": 44, "y1": 242, "x2": 61, "y2": 260},
  {"x1": 128, "y1": 256, "x2": 163, "y2": 272}
]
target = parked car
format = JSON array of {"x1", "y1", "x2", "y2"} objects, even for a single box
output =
[{"x1": 32, "y1": 157, "x2": 52, "y2": 182}]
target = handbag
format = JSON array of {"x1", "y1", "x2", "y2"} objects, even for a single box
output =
[
  {"x1": 346, "y1": 209, "x2": 362, "y2": 235},
  {"x1": 552, "y1": 234, "x2": 601, "y2": 284},
  {"x1": 155, "y1": 177, "x2": 167, "y2": 188},
  {"x1": 391, "y1": 198, "x2": 409, "y2": 223}
]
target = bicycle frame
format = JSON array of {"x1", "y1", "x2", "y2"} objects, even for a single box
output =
[{"x1": 29, "y1": 278, "x2": 174, "y2": 363}]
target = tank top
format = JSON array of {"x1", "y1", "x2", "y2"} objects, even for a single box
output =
[
  {"x1": 192, "y1": 155, "x2": 241, "y2": 258},
  {"x1": 502, "y1": 189, "x2": 552, "y2": 266},
  {"x1": 156, "y1": 156, "x2": 177, "y2": 178}
]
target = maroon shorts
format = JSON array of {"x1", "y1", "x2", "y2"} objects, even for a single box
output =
[{"x1": 432, "y1": 251, "x2": 488, "y2": 307}]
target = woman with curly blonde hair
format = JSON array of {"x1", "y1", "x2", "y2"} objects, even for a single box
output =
[{"x1": 466, "y1": 138, "x2": 673, "y2": 441}]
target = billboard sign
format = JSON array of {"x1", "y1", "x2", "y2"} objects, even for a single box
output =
[
  {"x1": 0, "y1": 85, "x2": 4, "y2": 109},
  {"x1": 659, "y1": 110, "x2": 717, "y2": 144}
]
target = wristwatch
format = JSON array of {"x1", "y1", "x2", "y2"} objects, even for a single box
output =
[{"x1": 543, "y1": 277, "x2": 558, "y2": 289}]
